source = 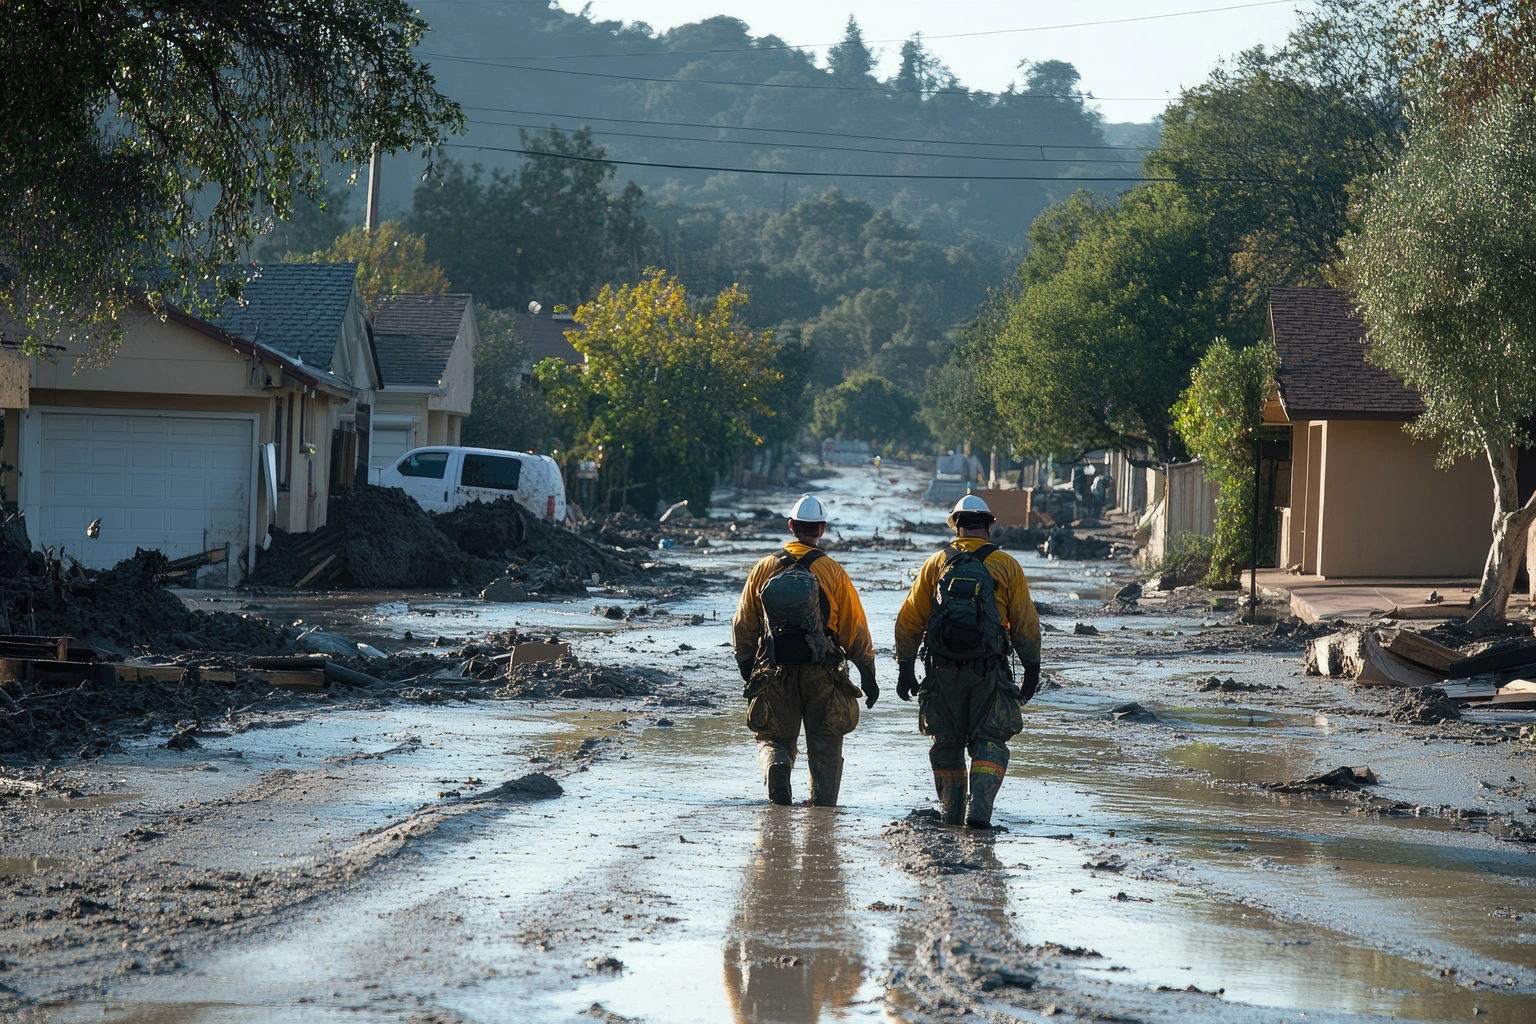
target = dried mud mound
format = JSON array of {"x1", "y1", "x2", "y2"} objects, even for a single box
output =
[
  {"x1": 252, "y1": 487, "x2": 642, "y2": 590},
  {"x1": 496, "y1": 657, "x2": 669, "y2": 699}
]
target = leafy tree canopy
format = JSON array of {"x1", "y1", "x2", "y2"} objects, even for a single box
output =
[
  {"x1": 811, "y1": 373, "x2": 923, "y2": 448},
  {"x1": 535, "y1": 270, "x2": 782, "y2": 512},
  {"x1": 1, "y1": 1, "x2": 460, "y2": 352}
]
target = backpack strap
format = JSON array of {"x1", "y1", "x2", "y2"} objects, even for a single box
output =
[
  {"x1": 796, "y1": 549, "x2": 826, "y2": 569},
  {"x1": 973, "y1": 543, "x2": 999, "y2": 563},
  {"x1": 944, "y1": 543, "x2": 999, "y2": 564}
]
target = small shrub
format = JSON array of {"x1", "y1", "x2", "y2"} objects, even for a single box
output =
[{"x1": 1139, "y1": 533, "x2": 1214, "y2": 588}]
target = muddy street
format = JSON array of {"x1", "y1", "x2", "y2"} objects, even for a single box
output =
[{"x1": 4, "y1": 464, "x2": 1536, "y2": 1023}]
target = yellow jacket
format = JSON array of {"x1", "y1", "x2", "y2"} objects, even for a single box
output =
[
  {"x1": 733, "y1": 542, "x2": 875, "y2": 675},
  {"x1": 894, "y1": 537, "x2": 1041, "y2": 663}
]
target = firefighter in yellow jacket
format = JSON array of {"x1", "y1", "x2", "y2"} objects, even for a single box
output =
[
  {"x1": 894, "y1": 495, "x2": 1040, "y2": 828},
  {"x1": 733, "y1": 494, "x2": 877, "y2": 807}
]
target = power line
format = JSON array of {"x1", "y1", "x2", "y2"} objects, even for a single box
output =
[
  {"x1": 467, "y1": 117, "x2": 1146, "y2": 164},
  {"x1": 442, "y1": 142, "x2": 1299, "y2": 184},
  {"x1": 465, "y1": 104, "x2": 1158, "y2": 152},
  {"x1": 423, "y1": 53, "x2": 1178, "y2": 99},
  {"x1": 426, "y1": 1, "x2": 1302, "y2": 61}
]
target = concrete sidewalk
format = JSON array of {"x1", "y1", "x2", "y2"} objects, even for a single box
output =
[{"x1": 1243, "y1": 568, "x2": 1480, "y2": 623}]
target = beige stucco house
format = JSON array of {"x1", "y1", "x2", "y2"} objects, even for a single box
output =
[
  {"x1": 0, "y1": 262, "x2": 388, "y2": 583},
  {"x1": 1268, "y1": 287, "x2": 1491, "y2": 578},
  {"x1": 367, "y1": 294, "x2": 476, "y2": 480}
]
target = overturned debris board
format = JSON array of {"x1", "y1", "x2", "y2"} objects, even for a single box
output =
[
  {"x1": 1489, "y1": 679, "x2": 1536, "y2": 709},
  {"x1": 1378, "y1": 628, "x2": 1461, "y2": 674},
  {"x1": 266, "y1": 669, "x2": 327, "y2": 693},
  {"x1": 1351, "y1": 633, "x2": 1445, "y2": 688},
  {"x1": 1439, "y1": 679, "x2": 1499, "y2": 702},
  {"x1": 1446, "y1": 640, "x2": 1536, "y2": 680}
]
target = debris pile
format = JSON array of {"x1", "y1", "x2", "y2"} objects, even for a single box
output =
[
  {"x1": 584, "y1": 507, "x2": 764, "y2": 550},
  {"x1": 1263, "y1": 765, "x2": 1378, "y2": 794},
  {"x1": 253, "y1": 486, "x2": 643, "y2": 590},
  {"x1": 1307, "y1": 623, "x2": 1536, "y2": 710},
  {"x1": 1387, "y1": 688, "x2": 1462, "y2": 725}
]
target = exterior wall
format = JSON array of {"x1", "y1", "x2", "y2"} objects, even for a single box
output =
[
  {"x1": 1313, "y1": 419, "x2": 1491, "y2": 577},
  {"x1": 427, "y1": 304, "x2": 476, "y2": 418},
  {"x1": 448, "y1": 415, "x2": 462, "y2": 446},
  {"x1": 1301, "y1": 422, "x2": 1324, "y2": 574},
  {"x1": 1282, "y1": 421, "x2": 1313, "y2": 569},
  {"x1": 426, "y1": 410, "x2": 449, "y2": 446}
]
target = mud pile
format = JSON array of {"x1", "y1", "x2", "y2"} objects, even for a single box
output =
[
  {"x1": 584, "y1": 508, "x2": 764, "y2": 550},
  {"x1": 496, "y1": 657, "x2": 669, "y2": 699},
  {"x1": 253, "y1": 487, "x2": 643, "y2": 590}
]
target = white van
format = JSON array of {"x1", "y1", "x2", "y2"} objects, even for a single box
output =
[{"x1": 378, "y1": 446, "x2": 568, "y2": 521}]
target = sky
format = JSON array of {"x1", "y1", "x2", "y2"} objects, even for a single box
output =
[{"x1": 573, "y1": 0, "x2": 1311, "y2": 123}]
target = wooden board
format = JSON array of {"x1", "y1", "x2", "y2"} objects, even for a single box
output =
[
  {"x1": 266, "y1": 670, "x2": 327, "y2": 693},
  {"x1": 1351, "y1": 633, "x2": 1446, "y2": 688},
  {"x1": 1378, "y1": 628, "x2": 1459, "y2": 674},
  {"x1": 508, "y1": 641, "x2": 571, "y2": 667}
]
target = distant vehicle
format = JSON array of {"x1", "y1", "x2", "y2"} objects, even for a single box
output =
[{"x1": 379, "y1": 446, "x2": 567, "y2": 521}]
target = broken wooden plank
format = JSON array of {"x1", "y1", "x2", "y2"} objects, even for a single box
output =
[
  {"x1": 507, "y1": 641, "x2": 571, "y2": 668},
  {"x1": 1489, "y1": 679, "x2": 1536, "y2": 708},
  {"x1": 294, "y1": 553, "x2": 337, "y2": 588},
  {"x1": 1377, "y1": 628, "x2": 1459, "y2": 674},
  {"x1": 264, "y1": 669, "x2": 327, "y2": 693},
  {"x1": 1439, "y1": 679, "x2": 1499, "y2": 703},
  {"x1": 0, "y1": 658, "x2": 116, "y2": 688}
]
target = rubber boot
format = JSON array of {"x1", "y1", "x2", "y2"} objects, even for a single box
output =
[
  {"x1": 766, "y1": 762, "x2": 793, "y2": 806},
  {"x1": 935, "y1": 771, "x2": 967, "y2": 825},
  {"x1": 965, "y1": 764, "x2": 1004, "y2": 828},
  {"x1": 808, "y1": 756, "x2": 843, "y2": 807}
]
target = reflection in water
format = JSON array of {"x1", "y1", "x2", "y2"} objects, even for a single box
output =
[{"x1": 723, "y1": 808, "x2": 866, "y2": 1024}]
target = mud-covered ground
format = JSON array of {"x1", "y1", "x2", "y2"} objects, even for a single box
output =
[{"x1": 3, "y1": 462, "x2": 1535, "y2": 1023}]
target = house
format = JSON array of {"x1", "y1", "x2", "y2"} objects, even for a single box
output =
[
  {"x1": 0, "y1": 264, "x2": 373, "y2": 583},
  {"x1": 1268, "y1": 287, "x2": 1490, "y2": 577},
  {"x1": 367, "y1": 293, "x2": 477, "y2": 480},
  {"x1": 514, "y1": 311, "x2": 585, "y2": 380}
]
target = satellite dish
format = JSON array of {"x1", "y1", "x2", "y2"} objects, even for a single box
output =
[{"x1": 527, "y1": 301, "x2": 542, "y2": 315}]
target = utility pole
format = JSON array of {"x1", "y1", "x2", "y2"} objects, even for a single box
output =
[{"x1": 365, "y1": 145, "x2": 382, "y2": 233}]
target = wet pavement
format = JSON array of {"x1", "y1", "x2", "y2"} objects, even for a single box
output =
[{"x1": 14, "y1": 462, "x2": 1536, "y2": 1022}]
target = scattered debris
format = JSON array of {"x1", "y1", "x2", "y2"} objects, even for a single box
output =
[
  {"x1": 1073, "y1": 622, "x2": 1100, "y2": 636},
  {"x1": 585, "y1": 956, "x2": 625, "y2": 973},
  {"x1": 1388, "y1": 689, "x2": 1462, "y2": 725},
  {"x1": 497, "y1": 658, "x2": 668, "y2": 699},
  {"x1": 1263, "y1": 765, "x2": 1378, "y2": 794},
  {"x1": 1194, "y1": 676, "x2": 1277, "y2": 693}
]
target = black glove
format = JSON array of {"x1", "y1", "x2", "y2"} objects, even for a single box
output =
[
  {"x1": 897, "y1": 660, "x2": 918, "y2": 702},
  {"x1": 738, "y1": 660, "x2": 753, "y2": 683},
  {"x1": 1019, "y1": 662, "x2": 1040, "y2": 703},
  {"x1": 858, "y1": 664, "x2": 879, "y2": 708}
]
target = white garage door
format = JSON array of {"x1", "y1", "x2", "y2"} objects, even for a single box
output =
[{"x1": 36, "y1": 411, "x2": 253, "y2": 570}]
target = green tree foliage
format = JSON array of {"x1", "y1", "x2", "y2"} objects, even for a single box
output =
[
  {"x1": 252, "y1": 187, "x2": 360, "y2": 264},
  {"x1": 288, "y1": 223, "x2": 449, "y2": 316},
  {"x1": 535, "y1": 271, "x2": 782, "y2": 512},
  {"x1": 1344, "y1": 88, "x2": 1536, "y2": 622},
  {"x1": 407, "y1": 129, "x2": 650, "y2": 310},
  {"x1": 461, "y1": 307, "x2": 554, "y2": 453},
  {"x1": 828, "y1": 16, "x2": 876, "y2": 82},
  {"x1": 1170, "y1": 338, "x2": 1277, "y2": 586},
  {"x1": 1, "y1": 1, "x2": 459, "y2": 352},
  {"x1": 980, "y1": 185, "x2": 1223, "y2": 460},
  {"x1": 811, "y1": 374, "x2": 922, "y2": 448}
]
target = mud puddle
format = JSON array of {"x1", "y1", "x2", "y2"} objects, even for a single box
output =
[{"x1": 46, "y1": 690, "x2": 1536, "y2": 1023}]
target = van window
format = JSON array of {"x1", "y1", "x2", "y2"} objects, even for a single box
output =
[
  {"x1": 461, "y1": 453, "x2": 522, "y2": 491},
  {"x1": 398, "y1": 451, "x2": 449, "y2": 479}
]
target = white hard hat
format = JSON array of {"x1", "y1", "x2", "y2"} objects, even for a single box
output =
[
  {"x1": 949, "y1": 493, "x2": 996, "y2": 526},
  {"x1": 951, "y1": 494, "x2": 993, "y2": 516},
  {"x1": 788, "y1": 493, "x2": 827, "y2": 523}
]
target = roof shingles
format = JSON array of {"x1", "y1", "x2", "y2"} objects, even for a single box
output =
[
  {"x1": 211, "y1": 262, "x2": 360, "y2": 370},
  {"x1": 372, "y1": 293, "x2": 472, "y2": 387},
  {"x1": 1269, "y1": 287, "x2": 1424, "y2": 421}
]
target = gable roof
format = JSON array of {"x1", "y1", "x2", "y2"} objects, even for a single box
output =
[
  {"x1": 210, "y1": 262, "x2": 360, "y2": 370},
  {"x1": 372, "y1": 293, "x2": 472, "y2": 387},
  {"x1": 516, "y1": 313, "x2": 586, "y2": 365},
  {"x1": 1269, "y1": 287, "x2": 1424, "y2": 421}
]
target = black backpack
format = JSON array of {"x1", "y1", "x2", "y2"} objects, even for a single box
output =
[
  {"x1": 924, "y1": 544, "x2": 1007, "y2": 661},
  {"x1": 758, "y1": 550, "x2": 840, "y2": 668}
]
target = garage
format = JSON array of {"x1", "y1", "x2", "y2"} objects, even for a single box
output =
[{"x1": 25, "y1": 409, "x2": 256, "y2": 574}]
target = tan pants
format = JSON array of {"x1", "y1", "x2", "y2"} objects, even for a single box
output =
[{"x1": 746, "y1": 664, "x2": 860, "y2": 805}]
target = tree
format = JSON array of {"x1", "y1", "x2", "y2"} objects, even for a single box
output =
[
  {"x1": 827, "y1": 17, "x2": 876, "y2": 83},
  {"x1": 537, "y1": 270, "x2": 782, "y2": 513},
  {"x1": 1344, "y1": 87, "x2": 1536, "y2": 623},
  {"x1": 811, "y1": 374, "x2": 922, "y2": 448},
  {"x1": 982, "y1": 185, "x2": 1223, "y2": 460},
  {"x1": 1, "y1": 1, "x2": 459, "y2": 352},
  {"x1": 461, "y1": 307, "x2": 554, "y2": 452},
  {"x1": 1171, "y1": 338, "x2": 1277, "y2": 585},
  {"x1": 288, "y1": 223, "x2": 449, "y2": 316},
  {"x1": 408, "y1": 129, "x2": 650, "y2": 310}
]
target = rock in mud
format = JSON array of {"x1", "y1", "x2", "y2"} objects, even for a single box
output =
[
  {"x1": 480, "y1": 576, "x2": 532, "y2": 602},
  {"x1": 585, "y1": 955, "x2": 624, "y2": 973},
  {"x1": 163, "y1": 727, "x2": 201, "y2": 751},
  {"x1": 1388, "y1": 688, "x2": 1462, "y2": 724},
  {"x1": 1073, "y1": 622, "x2": 1099, "y2": 636},
  {"x1": 484, "y1": 772, "x2": 564, "y2": 802},
  {"x1": 1263, "y1": 765, "x2": 1378, "y2": 793},
  {"x1": 1105, "y1": 702, "x2": 1159, "y2": 724},
  {"x1": 1194, "y1": 676, "x2": 1274, "y2": 693}
]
